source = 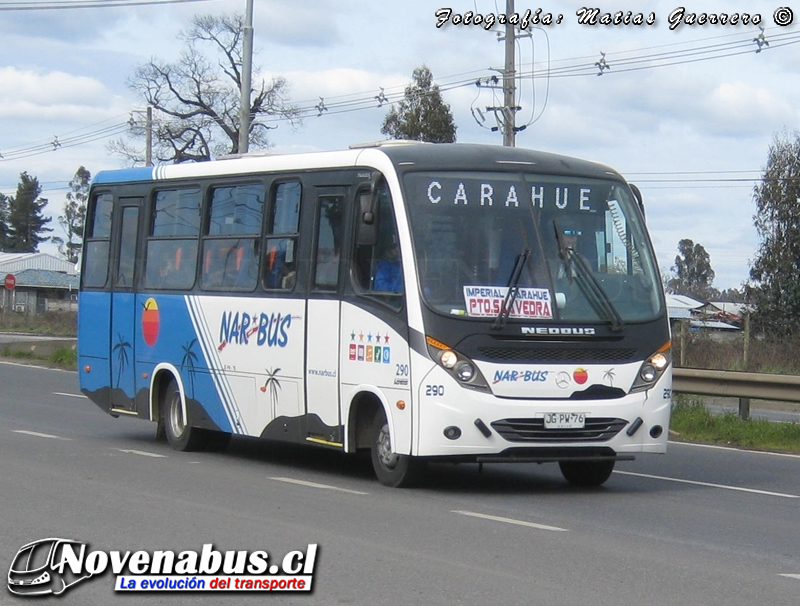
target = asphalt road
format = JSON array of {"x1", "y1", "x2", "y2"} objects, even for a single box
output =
[{"x1": 2, "y1": 360, "x2": 800, "y2": 605}]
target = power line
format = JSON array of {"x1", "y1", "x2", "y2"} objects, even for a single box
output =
[
  {"x1": 0, "y1": 0, "x2": 212, "y2": 10},
  {"x1": 2, "y1": 23, "x2": 795, "y2": 162}
]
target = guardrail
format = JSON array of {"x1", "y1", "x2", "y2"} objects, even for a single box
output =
[{"x1": 672, "y1": 367, "x2": 800, "y2": 420}]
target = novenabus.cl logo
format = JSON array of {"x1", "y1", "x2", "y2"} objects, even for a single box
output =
[{"x1": 7, "y1": 538, "x2": 92, "y2": 596}]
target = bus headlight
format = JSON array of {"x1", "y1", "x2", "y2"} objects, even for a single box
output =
[
  {"x1": 440, "y1": 350, "x2": 458, "y2": 369},
  {"x1": 455, "y1": 361, "x2": 475, "y2": 382},
  {"x1": 426, "y1": 336, "x2": 490, "y2": 392},
  {"x1": 631, "y1": 342, "x2": 671, "y2": 393}
]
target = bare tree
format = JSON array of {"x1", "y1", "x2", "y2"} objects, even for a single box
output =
[{"x1": 111, "y1": 13, "x2": 300, "y2": 164}]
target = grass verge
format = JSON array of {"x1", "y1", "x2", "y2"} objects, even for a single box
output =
[
  {"x1": 671, "y1": 396, "x2": 800, "y2": 454},
  {"x1": 0, "y1": 346, "x2": 77, "y2": 371}
]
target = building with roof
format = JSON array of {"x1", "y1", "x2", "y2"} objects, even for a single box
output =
[{"x1": 0, "y1": 253, "x2": 79, "y2": 315}]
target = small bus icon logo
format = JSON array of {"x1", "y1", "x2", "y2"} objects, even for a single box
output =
[{"x1": 7, "y1": 538, "x2": 91, "y2": 596}]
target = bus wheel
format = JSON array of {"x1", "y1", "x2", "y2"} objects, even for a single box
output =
[
  {"x1": 370, "y1": 411, "x2": 421, "y2": 487},
  {"x1": 558, "y1": 460, "x2": 615, "y2": 487},
  {"x1": 163, "y1": 379, "x2": 206, "y2": 452}
]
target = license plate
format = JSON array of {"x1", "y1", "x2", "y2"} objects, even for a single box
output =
[{"x1": 544, "y1": 413, "x2": 585, "y2": 429}]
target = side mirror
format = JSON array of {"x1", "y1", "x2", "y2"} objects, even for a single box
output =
[
  {"x1": 357, "y1": 172, "x2": 383, "y2": 246},
  {"x1": 629, "y1": 183, "x2": 645, "y2": 219}
]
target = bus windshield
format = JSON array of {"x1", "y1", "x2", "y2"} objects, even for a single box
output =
[{"x1": 404, "y1": 171, "x2": 662, "y2": 324}]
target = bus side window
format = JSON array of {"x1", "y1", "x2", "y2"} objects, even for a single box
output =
[
  {"x1": 82, "y1": 192, "x2": 113, "y2": 288},
  {"x1": 313, "y1": 195, "x2": 343, "y2": 290},
  {"x1": 265, "y1": 182, "x2": 301, "y2": 291}
]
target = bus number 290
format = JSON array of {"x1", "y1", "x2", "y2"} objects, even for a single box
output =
[{"x1": 425, "y1": 385, "x2": 445, "y2": 396}]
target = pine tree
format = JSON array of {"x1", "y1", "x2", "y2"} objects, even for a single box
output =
[
  {"x1": 381, "y1": 66, "x2": 457, "y2": 143},
  {"x1": 6, "y1": 172, "x2": 52, "y2": 253}
]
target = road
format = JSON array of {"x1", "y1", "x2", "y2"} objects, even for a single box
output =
[{"x1": 2, "y1": 360, "x2": 799, "y2": 605}]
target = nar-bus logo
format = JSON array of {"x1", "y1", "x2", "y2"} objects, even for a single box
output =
[{"x1": 7, "y1": 539, "x2": 319, "y2": 597}]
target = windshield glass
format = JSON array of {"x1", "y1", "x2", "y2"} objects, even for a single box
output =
[{"x1": 404, "y1": 171, "x2": 662, "y2": 324}]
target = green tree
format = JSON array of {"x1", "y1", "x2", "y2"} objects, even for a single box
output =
[
  {"x1": 0, "y1": 193, "x2": 10, "y2": 251},
  {"x1": 666, "y1": 238, "x2": 715, "y2": 300},
  {"x1": 748, "y1": 131, "x2": 800, "y2": 336},
  {"x1": 111, "y1": 13, "x2": 299, "y2": 164},
  {"x1": 6, "y1": 172, "x2": 52, "y2": 253},
  {"x1": 51, "y1": 166, "x2": 90, "y2": 264},
  {"x1": 381, "y1": 66, "x2": 457, "y2": 143}
]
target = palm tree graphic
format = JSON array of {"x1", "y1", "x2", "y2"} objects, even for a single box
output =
[
  {"x1": 112, "y1": 332, "x2": 132, "y2": 389},
  {"x1": 603, "y1": 368, "x2": 616, "y2": 387},
  {"x1": 261, "y1": 368, "x2": 282, "y2": 418},
  {"x1": 180, "y1": 338, "x2": 199, "y2": 399}
]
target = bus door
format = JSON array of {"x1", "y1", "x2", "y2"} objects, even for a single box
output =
[
  {"x1": 305, "y1": 188, "x2": 347, "y2": 444},
  {"x1": 109, "y1": 198, "x2": 142, "y2": 413}
]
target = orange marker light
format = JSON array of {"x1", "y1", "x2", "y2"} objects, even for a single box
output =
[{"x1": 396, "y1": 400, "x2": 406, "y2": 410}]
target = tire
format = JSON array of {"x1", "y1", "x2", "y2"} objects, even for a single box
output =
[
  {"x1": 370, "y1": 410, "x2": 422, "y2": 487},
  {"x1": 162, "y1": 379, "x2": 207, "y2": 452},
  {"x1": 559, "y1": 459, "x2": 615, "y2": 487}
]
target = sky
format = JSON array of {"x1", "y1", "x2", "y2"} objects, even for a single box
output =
[{"x1": 1, "y1": 0, "x2": 798, "y2": 292}]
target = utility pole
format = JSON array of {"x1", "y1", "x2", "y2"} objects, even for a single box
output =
[
  {"x1": 502, "y1": 0, "x2": 516, "y2": 147},
  {"x1": 238, "y1": 0, "x2": 254, "y2": 154}
]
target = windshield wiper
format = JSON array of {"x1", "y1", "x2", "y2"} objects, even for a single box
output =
[
  {"x1": 492, "y1": 249, "x2": 531, "y2": 330},
  {"x1": 565, "y1": 248, "x2": 625, "y2": 332}
]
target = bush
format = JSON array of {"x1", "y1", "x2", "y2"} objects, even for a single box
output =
[{"x1": 0, "y1": 311, "x2": 77, "y2": 337}]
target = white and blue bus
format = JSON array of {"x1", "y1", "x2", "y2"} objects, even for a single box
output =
[{"x1": 78, "y1": 141, "x2": 671, "y2": 487}]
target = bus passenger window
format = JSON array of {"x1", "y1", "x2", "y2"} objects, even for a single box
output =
[
  {"x1": 314, "y1": 196, "x2": 343, "y2": 290},
  {"x1": 264, "y1": 238, "x2": 296, "y2": 290}
]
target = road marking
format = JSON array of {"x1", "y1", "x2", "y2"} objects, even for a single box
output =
[
  {"x1": 12, "y1": 430, "x2": 70, "y2": 440},
  {"x1": 54, "y1": 392, "x2": 87, "y2": 399},
  {"x1": 269, "y1": 477, "x2": 368, "y2": 495},
  {"x1": 116, "y1": 449, "x2": 167, "y2": 458},
  {"x1": 615, "y1": 470, "x2": 800, "y2": 499},
  {"x1": 671, "y1": 440, "x2": 800, "y2": 460},
  {"x1": 452, "y1": 510, "x2": 569, "y2": 532},
  {"x1": 779, "y1": 574, "x2": 800, "y2": 580}
]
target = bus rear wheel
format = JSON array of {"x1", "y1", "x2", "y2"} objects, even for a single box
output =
[
  {"x1": 163, "y1": 379, "x2": 207, "y2": 452},
  {"x1": 558, "y1": 459, "x2": 615, "y2": 487},
  {"x1": 370, "y1": 411, "x2": 422, "y2": 488}
]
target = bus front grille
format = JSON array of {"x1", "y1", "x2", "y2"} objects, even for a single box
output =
[
  {"x1": 490, "y1": 417, "x2": 627, "y2": 443},
  {"x1": 477, "y1": 347, "x2": 637, "y2": 363}
]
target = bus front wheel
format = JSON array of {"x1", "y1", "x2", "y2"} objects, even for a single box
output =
[
  {"x1": 162, "y1": 379, "x2": 207, "y2": 452},
  {"x1": 370, "y1": 411, "x2": 422, "y2": 488},
  {"x1": 558, "y1": 459, "x2": 615, "y2": 487}
]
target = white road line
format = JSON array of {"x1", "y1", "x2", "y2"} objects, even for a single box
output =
[
  {"x1": 116, "y1": 449, "x2": 167, "y2": 458},
  {"x1": 453, "y1": 510, "x2": 569, "y2": 532},
  {"x1": 614, "y1": 471, "x2": 800, "y2": 499},
  {"x1": 12, "y1": 430, "x2": 70, "y2": 440},
  {"x1": 54, "y1": 392, "x2": 87, "y2": 399},
  {"x1": 671, "y1": 440, "x2": 800, "y2": 460},
  {"x1": 269, "y1": 477, "x2": 368, "y2": 495},
  {"x1": 779, "y1": 574, "x2": 800, "y2": 580}
]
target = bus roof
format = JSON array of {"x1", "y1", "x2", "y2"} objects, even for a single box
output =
[{"x1": 91, "y1": 143, "x2": 624, "y2": 187}]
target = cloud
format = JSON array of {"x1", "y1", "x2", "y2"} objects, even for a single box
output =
[{"x1": 0, "y1": 67, "x2": 113, "y2": 118}]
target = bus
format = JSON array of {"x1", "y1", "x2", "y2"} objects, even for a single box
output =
[{"x1": 78, "y1": 141, "x2": 671, "y2": 488}]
